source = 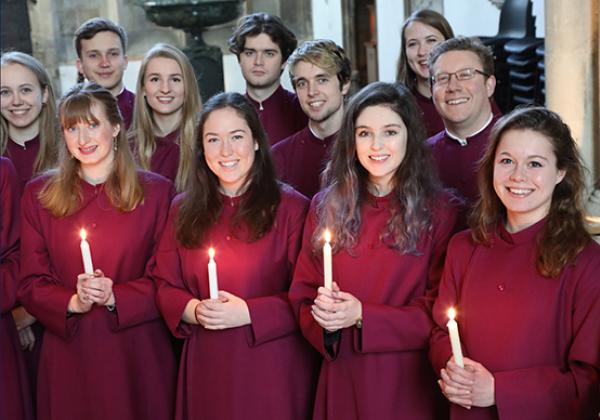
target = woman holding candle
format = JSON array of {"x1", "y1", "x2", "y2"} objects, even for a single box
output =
[
  {"x1": 288, "y1": 82, "x2": 460, "y2": 419},
  {"x1": 0, "y1": 157, "x2": 33, "y2": 420},
  {"x1": 430, "y1": 107, "x2": 600, "y2": 419},
  {"x1": 129, "y1": 43, "x2": 201, "y2": 191},
  {"x1": 17, "y1": 82, "x2": 176, "y2": 420},
  {"x1": 153, "y1": 91, "x2": 318, "y2": 420}
]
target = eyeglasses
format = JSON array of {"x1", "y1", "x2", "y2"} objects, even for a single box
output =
[{"x1": 431, "y1": 68, "x2": 490, "y2": 86}]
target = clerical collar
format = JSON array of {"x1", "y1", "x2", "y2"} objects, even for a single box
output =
[
  {"x1": 445, "y1": 113, "x2": 493, "y2": 146},
  {"x1": 308, "y1": 124, "x2": 325, "y2": 140}
]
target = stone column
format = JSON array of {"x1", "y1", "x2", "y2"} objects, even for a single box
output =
[{"x1": 544, "y1": 0, "x2": 600, "y2": 236}]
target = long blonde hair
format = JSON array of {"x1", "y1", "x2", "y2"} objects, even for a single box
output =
[
  {"x1": 129, "y1": 43, "x2": 201, "y2": 191},
  {"x1": 39, "y1": 83, "x2": 143, "y2": 217},
  {"x1": 0, "y1": 51, "x2": 60, "y2": 174}
]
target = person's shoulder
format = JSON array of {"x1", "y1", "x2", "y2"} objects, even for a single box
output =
[
  {"x1": 426, "y1": 130, "x2": 447, "y2": 147},
  {"x1": 272, "y1": 127, "x2": 308, "y2": 154},
  {"x1": 280, "y1": 183, "x2": 309, "y2": 207},
  {"x1": 0, "y1": 156, "x2": 17, "y2": 177},
  {"x1": 138, "y1": 170, "x2": 175, "y2": 194}
]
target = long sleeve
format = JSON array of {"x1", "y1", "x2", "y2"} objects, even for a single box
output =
[
  {"x1": 0, "y1": 158, "x2": 21, "y2": 313},
  {"x1": 153, "y1": 198, "x2": 197, "y2": 338},
  {"x1": 245, "y1": 201, "x2": 307, "y2": 346},
  {"x1": 493, "y1": 246, "x2": 600, "y2": 419}
]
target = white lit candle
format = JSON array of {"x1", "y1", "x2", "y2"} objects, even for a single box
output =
[
  {"x1": 79, "y1": 229, "x2": 94, "y2": 275},
  {"x1": 207, "y1": 247, "x2": 219, "y2": 299},
  {"x1": 323, "y1": 229, "x2": 333, "y2": 290},
  {"x1": 447, "y1": 307, "x2": 464, "y2": 368}
]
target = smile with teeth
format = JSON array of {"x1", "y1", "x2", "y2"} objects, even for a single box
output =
[
  {"x1": 446, "y1": 98, "x2": 469, "y2": 105},
  {"x1": 370, "y1": 154, "x2": 390, "y2": 161},
  {"x1": 10, "y1": 109, "x2": 30, "y2": 116},
  {"x1": 308, "y1": 100, "x2": 325, "y2": 109},
  {"x1": 220, "y1": 160, "x2": 239, "y2": 168},
  {"x1": 156, "y1": 97, "x2": 174, "y2": 104},
  {"x1": 79, "y1": 145, "x2": 98, "y2": 155},
  {"x1": 507, "y1": 187, "x2": 533, "y2": 196}
]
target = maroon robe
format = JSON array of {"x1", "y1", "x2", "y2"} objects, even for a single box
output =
[
  {"x1": 150, "y1": 130, "x2": 180, "y2": 183},
  {"x1": 246, "y1": 85, "x2": 308, "y2": 146},
  {"x1": 289, "y1": 191, "x2": 460, "y2": 420},
  {"x1": 414, "y1": 89, "x2": 446, "y2": 138},
  {"x1": 153, "y1": 185, "x2": 319, "y2": 420},
  {"x1": 430, "y1": 220, "x2": 600, "y2": 420},
  {"x1": 427, "y1": 115, "x2": 500, "y2": 207},
  {"x1": 271, "y1": 126, "x2": 337, "y2": 198},
  {"x1": 4, "y1": 136, "x2": 40, "y2": 191},
  {"x1": 117, "y1": 88, "x2": 135, "y2": 130},
  {"x1": 0, "y1": 157, "x2": 33, "y2": 420},
  {"x1": 17, "y1": 171, "x2": 177, "y2": 420}
]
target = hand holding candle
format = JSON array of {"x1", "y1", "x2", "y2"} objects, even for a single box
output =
[
  {"x1": 79, "y1": 229, "x2": 94, "y2": 275},
  {"x1": 207, "y1": 247, "x2": 219, "y2": 299},
  {"x1": 323, "y1": 229, "x2": 333, "y2": 290},
  {"x1": 446, "y1": 307, "x2": 464, "y2": 368}
]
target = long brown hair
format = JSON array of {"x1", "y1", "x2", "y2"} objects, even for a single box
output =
[
  {"x1": 1, "y1": 51, "x2": 60, "y2": 174},
  {"x1": 395, "y1": 9, "x2": 454, "y2": 91},
  {"x1": 129, "y1": 43, "x2": 201, "y2": 192},
  {"x1": 471, "y1": 106, "x2": 590, "y2": 278},
  {"x1": 314, "y1": 82, "x2": 440, "y2": 254},
  {"x1": 39, "y1": 82, "x2": 143, "y2": 217},
  {"x1": 175, "y1": 92, "x2": 280, "y2": 248}
]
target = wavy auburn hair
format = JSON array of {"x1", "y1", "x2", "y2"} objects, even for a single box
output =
[
  {"x1": 175, "y1": 92, "x2": 280, "y2": 248},
  {"x1": 471, "y1": 106, "x2": 591, "y2": 278},
  {"x1": 39, "y1": 82, "x2": 143, "y2": 217},
  {"x1": 314, "y1": 81, "x2": 439, "y2": 254}
]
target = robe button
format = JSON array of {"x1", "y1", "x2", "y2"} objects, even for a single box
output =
[
  {"x1": 497, "y1": 284, "x2": 505, "y2": 291},
  {"x1": 226, "y1": 235, "x2": 231, "y2": 241},
  {"x1": 92, "y1": 223, "x2": 97, "y2": 229}
]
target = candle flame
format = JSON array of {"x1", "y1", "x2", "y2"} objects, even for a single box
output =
[
  {"x1": 324, "y1": 229, "x2": 331, "y2": 243},
  {"x1": 208, "y1": 247, "x2": 215, "y2": 259},
  {"x1": 80, "y1": 229, "x2": 87, "y2": 241},
  {"x1": 447, "y1": 307, "x2": 456, "y2": 320}
]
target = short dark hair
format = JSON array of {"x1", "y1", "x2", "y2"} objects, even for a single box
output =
[
  {"x1": 74, "y1": 17, "x2": 128, "y2": 58},
  {"x1": 428, "y1": 36, "x2": 494, "y2": 77},
  {"x1": 288, "y1": 39, "x2": 352, "y2": 90},
  {"x1": 228, "y1": 13, "x2": 297, "y2": 62}
]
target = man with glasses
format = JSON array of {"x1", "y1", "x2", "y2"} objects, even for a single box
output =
[{"x1": 426, "y1": 36, "x2": 501, "y2": 207}]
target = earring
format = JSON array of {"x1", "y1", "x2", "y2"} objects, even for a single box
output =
[{"x1": 113, "y1": 138, "x2": 118, "y2": 152}]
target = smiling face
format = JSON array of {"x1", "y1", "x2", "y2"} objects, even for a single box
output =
[
  {"x1": 293, "y1": 60, "x2": 349, "y2": 124},
  {"x1": 76, "y1": 31, "x2": 128, "y2": 95},
  {"x1": 493, "y1": 128, "x2": 566, "y2": 232},
  {"x1": 404, "y1": 21, "x2": 445, "y2": 81},
  {"x1": 238, "y1": 33, "x2": 285, "y2": 90},
  {"x1": 0, "y1": 63, "x2": 47, "y2": 138},
  {"x1": 143, "y1": 56, "x2": 185, "y2": 119},
  {"x1": 63, "y1": 100, "x2": 120, "y2": 181},
  {"x1": 355, "y1": 104, "x2": 408, "y2": 195},
  {"x1": 202, "y1": 107, "x2": 258, "y2": 196},
  {"x1": 431, "y1": 50, "x2": 495, "y2": 135}
]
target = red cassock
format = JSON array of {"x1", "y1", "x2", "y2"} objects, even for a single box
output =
[
  {"x1": 426, "y1": 115, "x2": 500, "y2": 207},
  {"x1": 153, "y1": 186, "x2": 319, "y2": 420},
  {"x1": 246, "y1": 85, "x2": 308, "y2": 146},
  {"x1": 17, "y1": 171, "x2": 177, "y2": 420},
  {"x1": 117, "y1": 88, "x2": 135, "y2": 130},
  {"x1": 289, "y1": 191, "x2": 460, "y2": 420},
  {"x1": 150, "y1": 130, "x2": 180, "y2": 183},
  {"x1": 3, "y1": 135, "x2": 40, "y2": 191},
  {"x1": 271, "y1": 126, "x2": 337, "y2": 199},
  {"x1": 430, "y1": 220, "x2": 600, "y2": 420},
  {"x1": 0, "y1": 157, "x2": 34, "y2": 420}
]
